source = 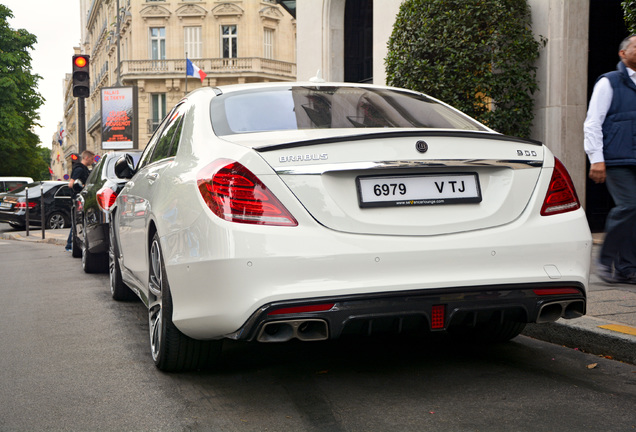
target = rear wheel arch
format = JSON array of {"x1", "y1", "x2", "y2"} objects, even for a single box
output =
[{"x1": 148, "y1": 231, "x2": 221, "y2": 371}]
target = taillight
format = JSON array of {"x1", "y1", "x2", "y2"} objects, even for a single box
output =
[
  {"x1": 268, "y1": 303, "x2": 335, "y2": 316},
  {"x1": 197, "y1": 159, "x2": 298, "y2": 226},
  {"x1": 96, "y1": 187, "x2": 118, "y2": 211},
  {"x1": 17, "y1": 201, "x2": 36, "y2": 209},
  {"x1": 533, "y1": 288, "x2": 581, "y2": 296},
  {"x1": 540, "y1": 158, "x2": 581, "y2": 216},
  {"x1": 431, "y1": 304, "x2": 445, "y2": 329}
]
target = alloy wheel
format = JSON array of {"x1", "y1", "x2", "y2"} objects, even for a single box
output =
[
  {"x1": 108, "y1": 229, "x2": 117, "y2": 297},
  {"x1": 81, "y1": 228, "x2": 88, "y2": 270},
  {"x1": 48, "y1": 212, "x2": 66, "y2": 229},
  {"x1": 148, "y1": 238, "x2": 163, "y2": 362}
]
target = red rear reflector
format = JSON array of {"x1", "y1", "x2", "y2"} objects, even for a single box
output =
[
  {"x1": 431, "y1": 304, "x2": 445, "y2": 329},
  {"x1": 533, "y1": 288, "x2": 581, "y2": 296},
  {"x1": 96, "y1": 187, "x2": 118, "y2": 211},
  {"x1": 268, "y1": 303, "x2": 335, "y2": 316},
  {"x1": 197, "y1": 159, "x2": 297, "y2": 226},
  {"x1": 540, "y1": 158, "x2": 581, "y2": 216}
]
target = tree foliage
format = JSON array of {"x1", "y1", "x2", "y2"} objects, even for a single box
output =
[
  {"x1": 385, "y1": 0, "x2": 544, "y2": 138},
  {"x1": 623, "y1": 0, "x2": 636, "y2": 34},
  {"x1": 0, "y1": 4, "x2": 48, "y2": 179}
]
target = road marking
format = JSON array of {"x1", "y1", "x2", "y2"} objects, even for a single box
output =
[{"x1": 598, "y1": 324, "x2": 636, "y2": 336}]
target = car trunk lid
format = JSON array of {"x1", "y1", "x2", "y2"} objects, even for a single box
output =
[{"x1": 224, "y1": 129, "x2": 544, "y2": 236}]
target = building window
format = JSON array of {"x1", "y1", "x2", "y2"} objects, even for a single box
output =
[
  {"x1": 184, "y1": 26, "x2": 202, "y2": 59},
  {"x1": 264, "y1": 28, "x2": 274, "y2": 59},
  {"x1": 150, "y1": 27, "x2": 166, "y2": 60},
  {"x1": 221, "y1": 25, "x2": 237, "y2": 58},
  {"x1": 150, "y1": 94, "x2": 167, "y2": 133}
]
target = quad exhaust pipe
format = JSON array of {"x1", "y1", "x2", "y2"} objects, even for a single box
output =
[
  {"x1": 536, "y1": 300, "x2": 585, "y2": 324},
  {"x1": 257, "y1": 319, "x2": 329, "y2": 343}
]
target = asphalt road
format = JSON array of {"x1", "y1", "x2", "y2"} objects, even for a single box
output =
[{"x1": 1, "y1": 239, "x2": 635, "y2": 431}]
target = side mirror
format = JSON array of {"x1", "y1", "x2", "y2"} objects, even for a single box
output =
[{"x1": 114, "y1": 154, "x2": 137, "y2": 179}]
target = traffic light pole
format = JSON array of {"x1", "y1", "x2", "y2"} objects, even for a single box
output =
[{"x1": 77, "y1": 96, "x2": 86, "y2": 153}]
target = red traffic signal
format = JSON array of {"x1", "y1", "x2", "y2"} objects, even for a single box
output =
[
  {"x1": 74, "y1": 56, "x2": 87, "y2": 68},
  {"x1": 70, "y1": 153, "x2": 79, "y2": 161},
  {"x1": 72, "y1": 54, "x2": 90, "y2": 98}
]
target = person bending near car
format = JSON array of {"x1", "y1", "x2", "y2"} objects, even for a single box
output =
[
  {"x1": 584, "y1": 34, "x2": 636, "y2": 284},
  {"x1": 65, "y1": 150, "x2": 95, "y2": 252}
]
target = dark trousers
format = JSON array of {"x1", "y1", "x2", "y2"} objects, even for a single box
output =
[{"x1": 600, "y1": 165, "x2": 636, "y2": 277}]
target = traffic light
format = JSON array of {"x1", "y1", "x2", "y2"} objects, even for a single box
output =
[
  {"x1": 70, "y1": 153, "x2": 79, "y2": 163},
  {"x1": 72, "y1": 54, "x2": 90, "y2": 98}
]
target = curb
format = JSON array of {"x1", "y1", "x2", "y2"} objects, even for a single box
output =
[
  {"x1": 1, "y1": 231, "x2": 67, "y2": 246},
  {"x1": 523, "y1": 316, "x2": 636, "y2": 364}
]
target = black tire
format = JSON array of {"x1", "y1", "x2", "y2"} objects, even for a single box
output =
[
  {"x1": 109, "y1": 222, "x2": 136, "y2": 301},
  {"x1": 82, "y1": 223, "x2": 108, "y2": 273},
  {"x1": 47, "y1": 211, "x2": 68, "y2": 229},
  {"x1": 71, "y1": 215, "x2": 81, "y2": 258},
  {"x1": 148, "y1": 233, "x2": 222, "y2": 372}
]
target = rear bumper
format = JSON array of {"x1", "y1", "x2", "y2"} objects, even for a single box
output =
[
  {"x1": 230, "y1": 283, "x2": 586, "y2": 342},
  {"x1": 0, "y1": 211, "x2": 30, "y2": 226},
  {"x1": 162, "y1": 207, "x2": 592, "y2": 340}
]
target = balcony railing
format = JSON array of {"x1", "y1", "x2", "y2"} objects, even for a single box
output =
[{"x1": 120, "y1": 58, "x2": 296, "y2": 80}]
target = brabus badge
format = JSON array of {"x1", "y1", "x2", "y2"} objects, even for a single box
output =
[{"x1": 416, "y1": 140, "x2": 429, "y2": 153}]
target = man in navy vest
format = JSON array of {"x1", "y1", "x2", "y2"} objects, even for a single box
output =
[{"x1": 584, "y1": 34, "x2": 636, "y2": 283}]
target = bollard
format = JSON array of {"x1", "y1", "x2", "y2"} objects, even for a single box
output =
[
  {"x1": 40, "y1": 182, "x2": 45, "y2": 239},
  {"x1": 25, "y1": 187, "x2": 29, "y2": 236}
]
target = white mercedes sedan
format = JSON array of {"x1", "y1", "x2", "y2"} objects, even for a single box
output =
[{"x1": 109, "y1": 82, "x2": 592, "y2": 371}]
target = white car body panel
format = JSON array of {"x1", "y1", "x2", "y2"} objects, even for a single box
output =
[{"x1": 113, "y1": 83, "x2": 592, "y2": 343}]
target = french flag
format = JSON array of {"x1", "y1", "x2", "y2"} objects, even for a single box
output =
[{"x1": 186, "y1": 59, "x2": 207, "y2": 83}]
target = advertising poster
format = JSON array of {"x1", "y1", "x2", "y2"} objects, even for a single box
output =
[{"x1": 101, "y1": 87, "x2": 135, "y2": 149}]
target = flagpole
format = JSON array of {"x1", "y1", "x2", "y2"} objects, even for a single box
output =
[{"x1": 185, "y1": 52, "x2": 188, "y2": 95}]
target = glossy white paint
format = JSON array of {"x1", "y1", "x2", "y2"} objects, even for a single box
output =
[{"x1": 113, "y1": 82, "x2": 592, "y2": 341}]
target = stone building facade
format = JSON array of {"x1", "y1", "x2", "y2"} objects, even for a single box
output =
[{"x1": 59, "y1": 0, "x2": 296, "y2": 173}]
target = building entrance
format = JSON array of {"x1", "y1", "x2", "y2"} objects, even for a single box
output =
[
  {"x1": 586, "y1": 0, "x2": 628, "y2": 232},
  {"x1": 344, "y1": 0, "x2": 373, "y2": 83}
]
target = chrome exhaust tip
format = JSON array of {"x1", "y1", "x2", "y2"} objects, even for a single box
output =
[
  {"x1": 536, "y1": 300, "x2": 585, "y2": 324},
  {"x1": 257, "y1": 319, "x2": 329, "y2": 343}
]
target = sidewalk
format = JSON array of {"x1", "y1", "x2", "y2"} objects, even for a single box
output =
[
  {"x1": 3, "y1": 228, "x2": 636, "y2": 364},
  {"x1": 1, "y1": 227, "x2": 69, "y2": 246}
]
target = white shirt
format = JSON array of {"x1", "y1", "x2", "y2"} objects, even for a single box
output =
[{"x1": 584, "y1": 65, "x2": 636, "y2": 164}]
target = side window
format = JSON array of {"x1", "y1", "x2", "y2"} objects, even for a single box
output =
[
  {"x1": 56, "y1": 186, "x2": 73, "y2": 198},
  {"x1": 85, "y1": 160, "x2": 102, "y2": 185},
  {"x1": 150, "y1": 105, "x2": 186, "y2": 163},
  {"x1": 137, "y1": 111, "x2": 172, "y2": 169}
]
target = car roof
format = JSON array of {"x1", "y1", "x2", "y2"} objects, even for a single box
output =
[
  {"x1": 208, "y1": 81, "x2": 418, "y2": 96},
  {"x1": 0, "y1": 176, "x2": 34, "y2": 182}
]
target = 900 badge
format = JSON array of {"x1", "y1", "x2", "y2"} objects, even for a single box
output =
[{"x1": 517, "y1": 150, "x2": 537, "y2": 157}]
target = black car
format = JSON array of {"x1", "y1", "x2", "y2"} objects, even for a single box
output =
[
  {"x1": 0, "y1": 181, "x2": 73, "y2": 229},
  {"x1": 72, "y1": 150, "x2": 142, "y2": 273}
]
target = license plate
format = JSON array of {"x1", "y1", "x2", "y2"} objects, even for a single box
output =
[
  {"x1": 0, "y1": 202, "x2": 12, "y2": 209},
  {"x1": 357, "y1": 173, "x2": 482, "y2": 208}
]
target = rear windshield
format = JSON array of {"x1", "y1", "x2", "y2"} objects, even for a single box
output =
[
  {"x1": 6, "y1": 182, "x2": 57, "y2": 196},
  {"x1": 1, "y1": 181, "x2": 29, "y2": 193},
  {"x1": 210, "y1": 86, "x2": 488, "y2": 136}
]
